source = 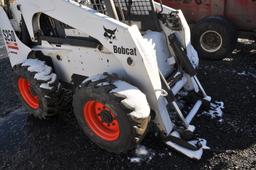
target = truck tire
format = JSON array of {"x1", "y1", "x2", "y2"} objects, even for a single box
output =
[
  {"x1": 73, "y1": 74, "x2": 150, "y2": 153},
  {"x1": 13, "y1": 58, "x2": 64, "y2": 119},
  {"x1": 192, "y1": 16, "x2": 237, "y2": 60}
]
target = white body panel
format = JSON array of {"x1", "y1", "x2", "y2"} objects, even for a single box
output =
[
  {"x1": 15, "y1": 0, "x2": 176, "y2": 133},
  {"x1": 0, "y1": 7, "x2": 31, "y2": 66},
  {"x1": 0, "y1": 0, "x2": 223, "y2": 159}
]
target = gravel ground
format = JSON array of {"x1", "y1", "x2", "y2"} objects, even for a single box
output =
[
  {"x1": 0, "y1": 42, "x2": 255, "y2": 169},
  {"x1": 0, "y1": 33, "x2": 7, "y2": 60}
]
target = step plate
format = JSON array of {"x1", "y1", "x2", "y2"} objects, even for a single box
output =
[{"x1": 166, "y1": 137, "x2": 209, "y2": 160}]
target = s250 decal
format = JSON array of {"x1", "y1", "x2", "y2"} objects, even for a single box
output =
[
  {"x1": 2, "y1": 29, "x2": 19, "y2": 53},
  {"x1": 2, "y1": 29, "x2": 16, "y2": 42}
]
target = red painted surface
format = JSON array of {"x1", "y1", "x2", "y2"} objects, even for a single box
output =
[
  {"x1": 18, "y1": 77, "x2": 39, "y2": 110},
  {"x1": 159, "y1": 0, "x2": 256, "y2": 31},
  {"x1": 83, "y1": 100, "x2": 120, "y2": 141}
]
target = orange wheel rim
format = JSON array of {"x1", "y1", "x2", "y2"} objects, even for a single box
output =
[
  {"x1": 18, "y1": 77, "x2": 39, "y2": 110},
  {"x1": 83, "y1": 100, "x2": 120, "y2": 141}
]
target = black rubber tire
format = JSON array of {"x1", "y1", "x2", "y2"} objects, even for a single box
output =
[
  {"x1": 192, "y1": 16, "x2": 237, "y2": 60},
  {"x1": 13, "y1": 59, "x2": 65, "y2": 119},
  {"x1": 73, "y1": 75, "x2": 150, "y2": 153}
]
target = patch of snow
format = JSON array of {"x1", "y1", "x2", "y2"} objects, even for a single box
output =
[
  {"x1": 202, "y1": 101, "x2": 224, "y2": 120},
  {"x1": 34, "y1": 73, "x2": 52, "y2": 81},
  {"x1": 143, "y1": 31, "x2": 173, "y2": 76},
  {"x1": 96, "y1": 82, "x2": 110, "y2": 87},
  {"x1": 22, "y1": 59, "x2": 46, "y2": 73},
  {"x1": 28, "y1": 64, "x2": 45, "y2": 73},
  {"x1": 41, "y1": 65, "x2": 52, "y2": 76},
  {"x1": 178, "y1": 90, "x2": 189, "y2": 97},
  {"x1": 40, "y1": 83, "x2": 53, "y2": 90},
  {"x1": 39, "y1": 73, "x2": 56, "y2": 89},
  {"x1": 130, "y1": 157, "x2": 141, "y2": 163},
  {"x1": 82, "y1": 74, "x2": 107, "y2": 84},
  {"x1": 48, "y1": 74, "x2": 57, "y2": 85},
  {"x1": 171, "y1": 131, "x2": 180, "y2": 138},
  {"x1": 223, "y1": 57, "x2": 234, "y2": 61},
  {"x1": 129, "y1": 145, "x2": 155, "y2": 163},
  {"x1": 238, "y1": 71, "x2": 247, "y2": 76},
  {"x1": 21, "y1": 59, "x2": 56, "y2": 90},
  {"x1": 136, "y1": 145, "x2": 149, "y2": 155},
  {"x1": 187, "y1": 125, "x2": 195, "y2": 132},
  {"x1": 250, "y1": 49, "x2": 256, "y2": 53},
  {"x1": 111, "y1": 80, "x2": 150, "y2": 119},
  {"x1": 238, "y1": 38, "x2": 255, "y2": 45}
]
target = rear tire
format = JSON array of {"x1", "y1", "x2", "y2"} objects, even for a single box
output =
[
  {"x1": 192, "y1": 16, "x2": 237, "y2": 60},
  {"x1": 73, "y1": 74, "x2": 151, "y2": 153},
  {"x1": 13, "y1": 58, "x2": 64, "y2": 119}
]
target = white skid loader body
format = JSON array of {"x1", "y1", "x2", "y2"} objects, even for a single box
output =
[
  {"x1": 0, "y1": 7, "x2": 30, "y2": 65},
  {"x1": 0, "y1": 0, "x2": 224, "y2": 159}
]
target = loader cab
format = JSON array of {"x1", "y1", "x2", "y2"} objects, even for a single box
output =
[
  {"x1": 87, "y1": 0, "x2": 161, "y2": 32},
  {"x1": 30, "y1": 0, "x2": 162, "y2": 48},
  {"x1": 35, "y1": 0, "x2": 162, "y2": 35}
]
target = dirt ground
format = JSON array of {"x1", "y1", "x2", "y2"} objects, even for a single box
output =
[{"x1": 0, "y1": 42, "x2": 255, "y2": 170}]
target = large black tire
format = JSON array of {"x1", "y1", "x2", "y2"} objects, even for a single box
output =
[
  {"x1": 73, "y1": 74, "x2": 151, "y2": 153},
  {"x1": 192, "y1": 16, "x2": 237, "y2": 60},
  {"x1": 13, "y1": 58, "x2": 65, "y2": 119}
]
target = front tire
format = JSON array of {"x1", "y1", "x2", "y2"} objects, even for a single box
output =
[
  {"x1": 13, "y1": 59, "x2": 64, "y2": 119},
  {"x1": 73, "y1": 74, "x2": 151, "y2": 153},
  {"x1": 192, "y1": 16, "x2": 237, "y2": 60}
]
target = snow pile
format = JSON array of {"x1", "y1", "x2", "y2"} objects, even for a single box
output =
[
  {"x1": 22, "y1": 59, "x2": 56, "y2": 90},
  {"x1": 129, "y1": 145, "x2": 155, "y2": 163},
  {"x1": 202, "y1": 101, "x2": 224, "y2": 121},
  {"x1": 111, "y1": 80, "x2": 150, "y2": 119},
  {"x1": 34, "y1": 66, "x2": 52, "y2": 81}
]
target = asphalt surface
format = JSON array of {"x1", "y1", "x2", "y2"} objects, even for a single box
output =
[
  {"x1": 0, "y1": 42, "x2": 256, "y2": 169},
  {"x1": 0, "y1": 33, "x2": 6, "y2": 60}
]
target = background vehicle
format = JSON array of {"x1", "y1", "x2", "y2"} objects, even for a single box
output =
[
  {"x1": 0, "y1": 0, "x2": 223, "y2": 159},
  {"x1": 159, "y1": 0, "x2": 256, "y2": 60}
]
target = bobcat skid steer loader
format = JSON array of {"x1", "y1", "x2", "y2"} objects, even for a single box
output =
[{"x1": 0, "y1": 0, "x2": 224, "y2": 159}]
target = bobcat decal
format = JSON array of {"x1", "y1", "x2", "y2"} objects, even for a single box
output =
[{"x1": 103, "y1": 26, "x2": 117, "y2": 44}]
